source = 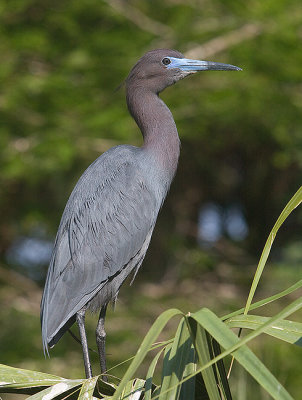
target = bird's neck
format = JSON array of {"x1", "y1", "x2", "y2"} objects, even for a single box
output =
[{"x1": 126, "y1": 86, "x2": 180, "y2": 178}]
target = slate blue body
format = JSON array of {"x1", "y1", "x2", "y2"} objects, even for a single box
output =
[
  {"x1": 41, "y1": 145, "x2": 168, "y2": 349},
  {"x1": 40, "y1": 48, "x2": 241, "y2": 378}
]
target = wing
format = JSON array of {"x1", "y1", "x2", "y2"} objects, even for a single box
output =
[{"x1": 41, "y1": 145, "x2": 161, "y2": 352}]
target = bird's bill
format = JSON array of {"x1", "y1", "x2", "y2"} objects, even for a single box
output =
[{"x1": 167, "y1": 57, "x2": 242, "y2": 72}]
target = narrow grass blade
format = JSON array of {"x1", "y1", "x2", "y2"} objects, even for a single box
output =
[
  {"x1": 179, "y1": 349, "x2": 197, "y2": 400},
  {"x1": 188, "y1": 308, "x2": 294, "y2": 400},
  {"x1": 222, "y1": 279, "x2": 302, "y2": 321},
  {"x1": 119, "y1": 378, "x2": 145, "y2": 400},
  {"x1": 211, "y1": 339, "x2": 232, "y2": 400},
  {"x1": 145, "y1": 345, "x2": 168, "y2": 400},
  {"x1": 244, "y1": 186, "x2": 302, "y2": 315},
  {"x1": 0, "y1": 364, "x2": 70, "y2": 389},
  {"x1": 25, "y1": 381, "x2": 82, "y2": 400},
  {"x1": 96, "y1": 377, "x2": 116, "y2": 397},
  {"x1": 78, "y1": 376, "x2": 99, "y2": 400},
  {"x1": 189, "y1": 321, "x2": 221, "y2": 400},
  {"x1": 0, "y1": 364, "x2": 83, "y2": 395},
  {"x1": 225, "y1": 315, "x2": 302, "y2": 346},
  {"x1": 112, "y1": 308, "x2": 183, "y2": 400},
  {"x1": 159, "y1": 319, "x2": 194, "y2": 400},
  {"x1": 106, "y1": 340, "x2": 173, "y2": 375},
  {"x1": 160, "y1": 343, "x2": 172, "y2": 395}
]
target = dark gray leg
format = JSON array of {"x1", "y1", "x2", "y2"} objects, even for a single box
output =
[
  {"x1": 76, "y1": 307, "x2": 92, "y2": 379},
  {"x1": 96, "y1": 304, "x2": 108, "y2": 381}
]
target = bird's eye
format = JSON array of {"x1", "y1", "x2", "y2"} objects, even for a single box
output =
[{"x1": 162, "y1": 57, "x2": 171, "y2": 66}]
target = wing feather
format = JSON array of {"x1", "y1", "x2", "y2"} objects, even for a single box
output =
[{"x1": 41, "y1": 145, "x2": 161, "y2": 350}]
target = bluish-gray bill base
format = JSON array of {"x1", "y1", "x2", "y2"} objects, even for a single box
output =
[{"x1": 40, "y1": 49, "x2": 241, "y2": 380}]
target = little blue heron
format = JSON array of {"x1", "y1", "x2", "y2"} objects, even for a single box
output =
[{"x1": 41, "y1": 49, "x2": 241, "y2": 380}]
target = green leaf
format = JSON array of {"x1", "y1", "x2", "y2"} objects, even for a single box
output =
[
  {"x1": 0, "y1": 364, "x2": 68, "y2": 387},
  {"x1": 244, "y1": 186, "x2": 302, "y2": 315},
  {"x1": 225, "y1": 315, "x2": 302, "y2": 346},
  {"x1": 211, "y1": 339, "x2": 232, "y2": 400},
  {"x1": 188, "y1": 308, "x2": 294, "y2": 400},
  {"x1": 26, "y1": 381, "x2": 81, "y2": 400},
  {"x1": 0, "y1": 364, "x2": 83, "y2": 395},
  {"x1": 160, "y1": 343, "x2": 172, "y2": 397},
  {"x1": 222, "y1": 279, "x2": 302, "y2": 321},
  {"x1": 189, "y1": 322, "x2": 221, "y2": 400},
  {"x1": 119, "y1": 378, "x2": 145, "y2": 400},
  {"x1": 78, "y1": 376, "x2": 99, "y2": 400},
  {"x1": 159, "y1": 319, "x2": 194, "y2": 400},
  {"x1": 179, "y1": 354, "x2": 197, "y2": 400},
  {"x1": 112, "y1": 308, "x2": 183, "y2": 400},
  {"x1": 179, "y1": 340, "x2": 197, "y2": 400},
  {"x1": 145, "y1": 345, "x2": 167, "y2": 400}
]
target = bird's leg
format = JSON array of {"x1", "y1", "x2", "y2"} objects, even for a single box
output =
[
  {"x1": 76, "y1": 307, "x2": 93, "y2": 379},
  {"x1": 96, "y1": 304, "x2": 108, "y2": 381}
]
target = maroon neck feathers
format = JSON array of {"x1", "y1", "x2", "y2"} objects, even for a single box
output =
[{"x1": 126, "y1": 85, "x2": 180, "y2": 176}]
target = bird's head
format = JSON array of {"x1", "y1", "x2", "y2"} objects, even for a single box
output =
[{"x1": 126, "y1": 49, "x2": 241, "y2": 93}]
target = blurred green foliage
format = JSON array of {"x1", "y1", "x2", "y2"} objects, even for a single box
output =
[
  {"x1": 1, "y1": 0, "x2": 302, "y2": 259},
  {"x1": 0, "y1": 0, "x2": 302, "y2": 397}
]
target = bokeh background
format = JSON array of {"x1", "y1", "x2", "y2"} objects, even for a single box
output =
[{"x1": 1, "y1": 0, "x2": 302, "y2": 398}]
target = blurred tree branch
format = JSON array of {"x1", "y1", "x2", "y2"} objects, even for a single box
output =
[
  {"x1": 185, "y1": 23, "x2": 262, "y2": 59},
  {"x1": 103, "y1": 0, "x2": 174, "y2": 37}
]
